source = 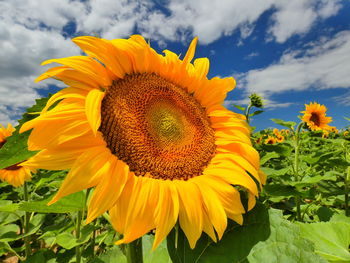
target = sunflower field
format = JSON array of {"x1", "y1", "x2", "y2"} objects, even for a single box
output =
[{"x1": 0, "y1": 36, "x2": 349, "y2": 263}]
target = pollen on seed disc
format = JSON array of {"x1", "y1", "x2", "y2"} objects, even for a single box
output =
[{"x1": 99, "y1": 73, "x2": 216, "y2": 181}]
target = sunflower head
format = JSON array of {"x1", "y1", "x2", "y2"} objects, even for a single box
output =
[
  {"x1": 330, "y1": 126, "x2": 338, "y2": 133},
  {"x1": 0, "y1": 123, "x2": 31, "y2": 187},
  {"x1": 249, "y1": 93, "x2": 263, "y2": 108},
  {"x1": 344, "y1": 131, "x2": 349, "y2": 137},
  {"x1": 0, "y1": 123, "x2": 15, "y2": 147},
  {"x1": 21, "y1": 35, "x2": 264, "y2": 249},
  {"x1": 301, "y1": 102, "x2": 332, "y2": 131},
  {"x1": 265, "y1": 135, "x2": 276, "y2": 145},
  {"x1": 273, "y1": 128, "x2": 280, "y2": 136},
  {"x1": 276, "y1": 134, "x2": 284, "y2": 143},
  {"x1": 322, "y1": 130, "x2": 329, "y2": 139}
]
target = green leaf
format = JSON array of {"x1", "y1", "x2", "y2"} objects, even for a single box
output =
[
  {"x1": 247, "y1": 209, "x2": 327, "y2": 263},
  {"x1": 262, "y1": 143, "x2": 293, "y2": 157},
  {"x1": 0, "y1": 200, "x2": 19, "y2": 212},
  {"x1": 23, "y1": 249, "x2": 56, "y2": 263},
  {"x1": 317, "y1": 207, "x2": 334, "y2": 222},
  {"x1": 264, "y1": 184, "x2": 299, "y2": 198},
  {"x1": 249, "y1": 110, "x2": 264, "y2": 117},
  {"x1": 288, "y1": 173, "x2": 337, "y2": 188},
  {"x1": 344, "y1": 117, "x2": 350, "y2": 122},
  {"x1": 90, "y1": 247, "x2": 127, "y2": 263},
  {"x1": 232, "y1": 104, "x2": 246, "y2": 112},
  {"x1": 24, "y1": 214, "x2": 46, "y2": 237},
  {"x1": 0, "y1": 131, "x2": 38, "y2": 169},
  {"x1": 271, "y1": 118, "x2": 296, "y2": 129},
  {"x1": 0, "y1": 224, "x2": 20, "y2": 242},
  {"x1": 0, "y1": 96, "x2": 50, "y2": 169},
  {"x1": 166, "y1": 202, "x2": 270, "y2": 263},
  {"x1": 298, "y1": 214, "x2": 350, "y2": 262},
  {"x1": 0, "y1": 241, "x2": 22, "y2": 258},
  {"x1": 56, "y1": 225, "x2": 94, "y2": 250},
  {"x1": 260, "y1": 152, "x2": 280, "y2": 165},
  {"x1": 260, "y1": 167, "x2": 290, "y2": 178},
  {"x1": 143, "y1": 235, "x2": 172, "y2": 263},
  {"x1": 19, "y1": 191, "x2": 85, "y2": 213}
]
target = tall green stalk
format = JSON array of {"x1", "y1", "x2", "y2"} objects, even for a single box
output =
[
  {"x1": 126, "y1": 238, "x2": 143, "y2": 263},
  {"x1": 23, "y1": 182, "x2": 31, "y2": 259},
  {"x1": 75, "y1": 210, "x2": 83, "y2": 263},
  {"x1": 244, "y1": 104, "x2": 253, "y2": 124},
  {"x1": 75, "y1": 189, "x2": 91, "y2": 263},
  {"x1": 345, "y1": 146, "x2": 350, "y2": 216},
  {"x1": 293, "y1": 122, "x2": 304, "y2": 221}
]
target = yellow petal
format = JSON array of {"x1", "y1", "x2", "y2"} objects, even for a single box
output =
[
  {"x1": 175, "y1": 180, "x2": 203, "y2": 249},
  {"x1": 116, "y1": 177, "x2": 157, "y2": 244},
  {"x1": 21, "y1": 149, "x2": 78, "y2": 170},
  {"x1": 85, "y1": 89, "x2": 104, "y2": 136},
  {"x1": 193, "y1": 178, "x2": 227, "y2": 240},
  {"x1": 183, "y1": 37, "x2": 198, "y2": 65},
  {"x1": 86, "y1": 159, "x2": 130, "y2": 223},
  {"x1": 48, "y1": 146, "x2": 111, "y2": 205},
  {"x1": 73, "y1": 36, "x2": 132, "y2": 78},
  {"x1": 109, "y1": 175, "x2": 136, "y2": 234},
  {"x1": 152, "y1": 181, "x2": 179, "y2": 250}
]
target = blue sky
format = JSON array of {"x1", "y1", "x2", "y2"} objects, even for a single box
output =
[{"x1": 1, "y1": 0, "x2": 349, "y2": 130}]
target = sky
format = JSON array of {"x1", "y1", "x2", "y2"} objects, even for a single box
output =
[{"x1": 1, "y1": 0, "x2": 350, "y2": 131}]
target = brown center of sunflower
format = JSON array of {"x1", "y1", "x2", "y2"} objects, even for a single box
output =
[
  {"x1": 310, "y1": 112, "x2": 320, "y2": 126},
  {"x1": 99, "y1": 73, "x2": 216, "y2": 180}
]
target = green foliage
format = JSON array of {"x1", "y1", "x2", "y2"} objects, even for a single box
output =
[
  {"x1": 166, "y1": 202, "x2": 270, "y2": 263},
  {"x1": 19, "y1": 192, "x2": 85, "y2": 213},
  {"x1": 0, "y1": 96, "x2": 50, "y2": 169},
  {"x1": 1, "y1": 99, "x2": 349, "y2": 262},
  {"x1": 298, "y1": 214, "x2": 350, "y2": 262},
  {"x1": 247, "y1": 209, "x2": 327, "y2": 263},
  {"x1": 270, "y1": 118, "x2": 296, "y2": 129}
]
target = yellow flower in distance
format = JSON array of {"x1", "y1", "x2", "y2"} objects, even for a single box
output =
[
  {"x1": 264, "y1": 135, "x2": 277, "y2": 145},
  {"x1": 0, "y1": 123, "x2": 31, "y2": 187},
  {"x1": 276, "y1": 134, "x2": 284, "y2": 143},
  {"x1": 330, "y1": 126, "x2": 338, "y2": 134},
  {"x1": 273, "y1": 128, "x2": 279, "y2": 136},
  {"x1": 301, "y1": 102, "x2": 332, "y2": 131},
  {"x1": 322, "y1": 130, "x2": 329, "y2": 139},
  {"x1": 20, "y1": 35, "x2": 264, "y2": 249}
]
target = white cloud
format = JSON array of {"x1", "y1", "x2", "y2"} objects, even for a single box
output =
[
  {"x1": 224, "y1": 98, "x2": 293, "y2": 110},
  {"x1": 240, "y1": 30, "x2": 350, "y2": 98},
  {"x1": 333, "y1": 91, "x2": 350, "y2": 106},
  {"x1": 0, "y1": 1, "x2": 80, "y2": 125},
  {"x1": 268, "y1": 0, "x2": 342, "y2": 43},
  {"x1": 244, "y1": 52, "x2": 259, "y2": 60},
  {"x1": 0, "y1": 0, "x2": 345, "y2": 124}
]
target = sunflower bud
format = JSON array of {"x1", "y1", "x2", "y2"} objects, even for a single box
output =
[{"x1": 249, "y1": 93, "x2": 263, "y2": 108}]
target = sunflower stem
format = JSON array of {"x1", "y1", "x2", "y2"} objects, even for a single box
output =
[
  {"x1": 76, "y1": 210, "x2": 82, "y2": 263},
  {"x1": 344, "y1": 146, "x2": 350, "y2": 216},
  {"x1": 244, "y1": 104, "x2": 253, "y2": 124},
  {"x1": 23, "y1": 182, "x2": 31, "y2": 259},
  {"x1": 126, "y1": 238, "x2": 143, "y2": 263},
  {"x1": 293, "y1": 122, "x2": 304, "y2": 221}
]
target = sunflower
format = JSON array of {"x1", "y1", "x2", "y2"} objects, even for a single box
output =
[
  {"x1": 301, "y1": 102, "x2": 332, "y2": 131},
  {"x1": 322, "y1": 130, "x2": 329, "y2": 139},
  {"x1": 20, "y1": 35, "x2": 264, "y2": 249},
  {"x1": 264, "y1": 135, "x2": 277, "y2": 145},
  {"x1": 330, "y1": 126, "x2": 338, "y2": 134},
  {"x1": 0, "y1": 123, "x2": 32, "y2": 187},
  {"x1": 273, "y1": 128, "x2": 279, "y2": 136},
  {"x1": 276, "y1": 134, "x2": 284, "y2": 143}
]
